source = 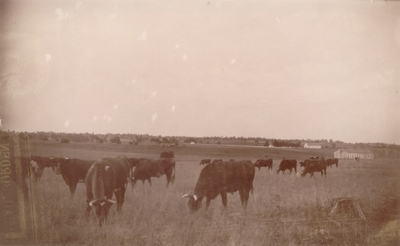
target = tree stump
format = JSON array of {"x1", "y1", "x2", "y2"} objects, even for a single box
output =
[{"x1": 329, "y1": 197, "x2": 367, "y2": 220}]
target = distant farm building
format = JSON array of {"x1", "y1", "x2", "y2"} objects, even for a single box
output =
[
  {"x1": 303, "y1": 143, "x2": 322, "y2": 149},
  {"x1": 334, "y1": 149, "x2": 374, "y2": 159}
]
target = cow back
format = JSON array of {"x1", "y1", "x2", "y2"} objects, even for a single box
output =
[{"x1": 194, "y1": 161, "x2": 255, "y2": 199}]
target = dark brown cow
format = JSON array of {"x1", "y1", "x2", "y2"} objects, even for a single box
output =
[
  {"x1": 130, "y1": 158, "x2": 176, "y2": 187},
  {"x1": 160, "y1": 151, "x2": 174, "y2": 158},
  {"x1": 254, "y1": 159, "x2": 273, "y2": 170},
  {"x1": 301, "y1": 159, "x2": 327, "y2": 177},
  {"x1": 199, "y1": 159, "x2": 211, "y2": 165},
  {"x1": 55, "y1": 158, "x2": 95, "y2": 195},
  {"x1": 326, "y1": 158, "x2": 339, "y2": 168},
  {"x1": 211, "y1": 159, "x2": 223, "y2": 164},
  {"x1": 276, "y1": 159, "x2": 297, "y2": 174},
  {"x1": 181, "y1": 160, "x2": 255, "y2": 213},
  {"x1": 355, "y1": 157, "x2": 360, "y2": 162},
  {"x1": 85, "y1": 156, "x2": 131, "y2": 227}
]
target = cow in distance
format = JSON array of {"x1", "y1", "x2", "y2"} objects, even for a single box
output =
[
  {"x1": 199, "y1": 159, "x2": 211, "y2": 165},
  {"x1": 254, "y1": 159, "x2": 273, "y2": 170},
  {"x1": 276, "y1": 159, "x2": 297, "y2": 174},
  {"x1": 130, "y1": 158, "x2": 176, "y2": 188}
]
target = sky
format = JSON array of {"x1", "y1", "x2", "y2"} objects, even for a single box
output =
[{"x1": 0, "y1": 0, "x2": 399, "y2": 144}]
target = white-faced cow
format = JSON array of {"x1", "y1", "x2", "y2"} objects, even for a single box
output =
[
  {"x1": 276, "y1": 159, "x2": 297, "y2": 174},
  {"x1": 182, "y1": 160, "x2": 255, "y2": 213},
  {"x1": 254, "y1": 159, "x2": 273, "y2": 170},
  {"x1": 30, "y1": 155, "x2": 57, "y2": 182},
  {"x1": 85, "y1": 156, "x2": 131, "y2": 227},
  {"x1": 130, "y1": 158, "x2": 176, "y2": 188}
]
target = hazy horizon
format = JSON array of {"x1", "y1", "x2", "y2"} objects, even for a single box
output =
[{"x1": 1, "y1": 0, "x2": 399, "y2": 144}]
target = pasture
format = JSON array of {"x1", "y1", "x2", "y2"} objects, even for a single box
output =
[{"x1": 29, "y1": 140, "x2": 399, "y2": 245}]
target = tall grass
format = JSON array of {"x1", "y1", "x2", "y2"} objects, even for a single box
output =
[{"x1": 30, "y1": 158, "x2": 399, "y2": 245}]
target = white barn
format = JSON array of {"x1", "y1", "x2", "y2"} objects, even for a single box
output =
[
  {"x1": 334, "y1": 149, "x2": 374, "y2": 159},
  {"x1": 303, "y1": 143, "x2": 322, "y2": 149}
]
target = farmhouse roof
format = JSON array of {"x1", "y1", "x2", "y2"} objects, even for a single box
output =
[{"x1": 305, "y1": 143, "x2": 321, "y2": 146}]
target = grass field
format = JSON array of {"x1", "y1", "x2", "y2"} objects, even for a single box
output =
[{"x1": 29, "y1": 140, "x2": 399, "y2": 245}]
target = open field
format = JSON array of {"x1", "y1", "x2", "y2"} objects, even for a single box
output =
[{"x1": 29, "y1": 140, "x2": 399, "y2": 245}]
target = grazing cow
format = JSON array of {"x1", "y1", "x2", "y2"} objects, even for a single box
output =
[
  {"x1": 30, "y1": 155, "x2": 57, "y2": 181},
  {"x1": 228, "y1": 159, "x2": 235, "y2": 162},
  {"x1": 160, "y1": 151, "x2": 174, "y2": 158},
  {"x1": 181, "y1": 160, "x2": 255, "y2": 213},
  {"x1": 254, "y1": 159, "x2": 273, "y2": 170},
  {"x1": 211, "y1": 159, "x2": 223, "y2": 164},
  {"x1": 55, "y1": 158, "x2": 94, "y2": 195},
  {"x1": 299, "y1": 159, "x2": 311, "y2": 168},
  {"x1": 355, "y1": 157, "x2": 360, "y2": 162},
  {"x1": 199, "y1": 159, "x2": 211, "y2": 165},
  {"x1": 301, "y1": 159, "x2": 327, "y2": 177},
  {"x1": 85, "y1": 156, "x2": 131, "y2": 227},
  {"x1": 277, "y1": 159, "x2": 297, "y2": 174},
  {"x1": 309, "y1": 156, "x2": 319, "y2": 160},
  {"x1": 130, "y1": 158, "x2": 176, "y2": 187}
]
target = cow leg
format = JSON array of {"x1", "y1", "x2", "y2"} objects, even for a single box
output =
[
  {"x1": 239, "y1": 188, "x2": 248, "y2": 209},
  {"x1": 205, "y1": 197, "x2": 211, "y2": 210},
  {"x1": 114, "y1": 189, "x2": 122, "y2": 211},
  {"x1": 69, "y1": 181, "x2": 78, "y2": 197},
  {"x1": 221, "y1": 192, "x2": 228, "y2": 208},
  {"x1": 148, "y1": 178, "x2": 152, "y2": 186}
]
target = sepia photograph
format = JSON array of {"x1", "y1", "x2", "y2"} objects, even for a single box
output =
[{"x1": 0, "y1": 0, "x2": 399, "y2": 245}]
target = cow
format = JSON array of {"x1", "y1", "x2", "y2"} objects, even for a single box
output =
[
  {"x1": 85, "y1": 156, "x2": 131, "y2": 227},
  {"x1": 326, "y1": 158, "x2": 339, "y2": 168},
  {"x1": 160, "y1": 151, "x2": 174, "y2": 158},
  {"x1": 211, "y1": 159, "x2": 223, "y2": 164},
  {"x1": 130, "y1": 158, "x2": 176, "y2": 188},
  {"x1": 254, "y1": 159, "x2": 273, "y2": 170},
  {"x1": 54, "y1": 158, "x2": 95, "y2": 196},
  {"x1": 199, "y1": 159, "x2": 211, "y2": 165},
  {"x1": 181, "y1": 160, "x2": 255, "y2": 213},
  {"x1": 276, "y1": 159, "x2": 297, "y2": 174},
  {"x1": 30, "y1": 155, "x2": 57, "y2": 182},
  {"x1": 309, "y1": 156, "x2": 319, "y2": 160},
  {"x1": 355, "y1": 157, "x2": 360, "y2": 162},
  {"x1": 301, "y1": 159, "x2": 327, "y2": 177}
]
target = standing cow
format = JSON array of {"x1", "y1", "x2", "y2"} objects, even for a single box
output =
[
  {"x1": 85, "y1": 156, "x2": 131, "y2": 227},
  {"x1": 276, "y1": 159, "x2": 297, "y2": 174},
  {"x1": 254, "y1": 159, "x2": 273, "y2": 170},
  {"x1": 301, "y1": 159, "x2": 327, "y2": 177},
  {"x1": 199, "y1": 159, "x2": 211, "y2": 165},
  {"x1": 30, "y1": 155, "x2": 57, "y2": 182},
  {"x1": 326, "y1": 158, "x2": 339, "y2": 168},
  {"x1": 55, "y1": 158, "x2": 94, "y2": 196},
  {"x1": 181, "y1": 160, "x2": 255, "y2": 213},
  {"x1": 130, "y1": 158, "x2": 176, "y2": 188}
]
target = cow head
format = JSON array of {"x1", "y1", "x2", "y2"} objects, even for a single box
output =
[
  {"x1": 89, "y1": 199, "x2": 116, "y2": 227},
  {"x1": 182, "y1": 194, "x2": 202, "y2": 213}
]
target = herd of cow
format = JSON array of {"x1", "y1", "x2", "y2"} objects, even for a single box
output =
[{"x1": 28, "y1": 153, "x2": 339, "y2": 227}]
